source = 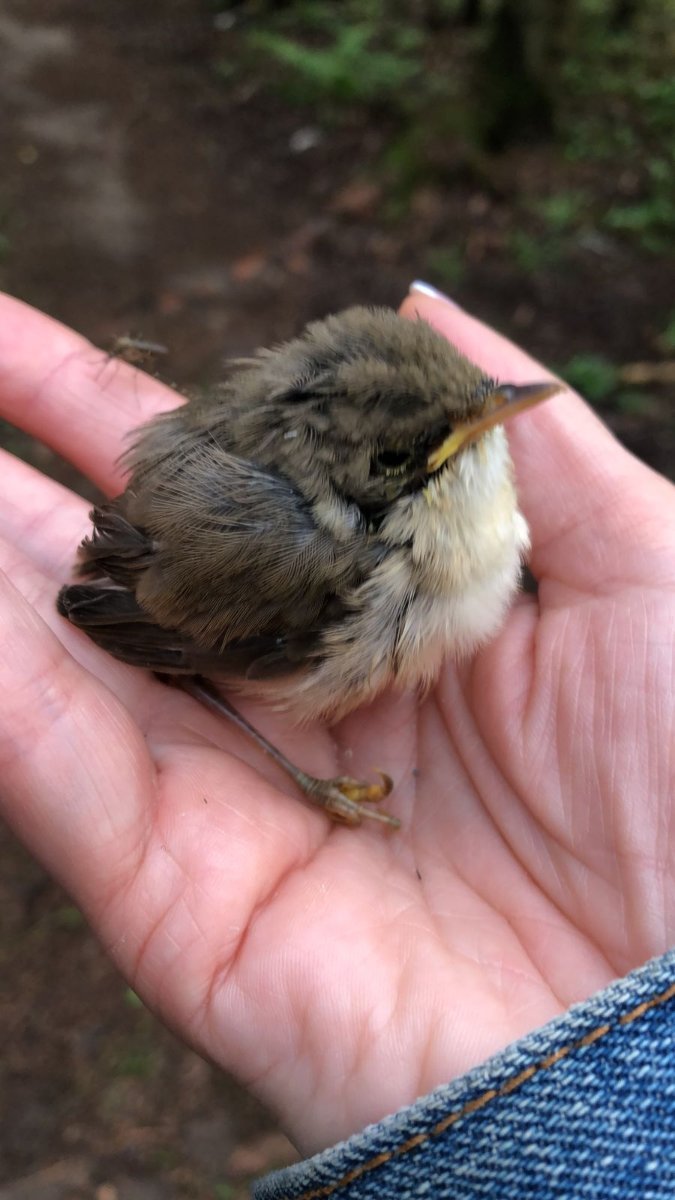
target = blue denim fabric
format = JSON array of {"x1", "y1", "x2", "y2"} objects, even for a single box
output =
[{"x1": 256, "y1": 950, "x2": 675, "y2": 1199}]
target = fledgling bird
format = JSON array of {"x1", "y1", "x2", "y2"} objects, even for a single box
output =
[{"x1": 57, "y1": 306, "x2": 559, "y2": 827}]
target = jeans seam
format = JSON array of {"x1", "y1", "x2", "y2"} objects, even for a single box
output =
[{"x1": 295, "y1": 980, "x2": 675, "y2": 1200}]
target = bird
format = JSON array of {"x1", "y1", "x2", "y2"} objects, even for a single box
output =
[{"x1": 57, "y1": 305, "x2": 559, "y2": 828}]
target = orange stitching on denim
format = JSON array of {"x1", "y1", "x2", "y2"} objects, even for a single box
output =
[{"x1": 294, "y1": 980, "x2": 675, "y2": 1200}]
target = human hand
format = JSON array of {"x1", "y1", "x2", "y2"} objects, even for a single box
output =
[{"x1": 0, "y1": 289, "x2": 673, "y2": 1155}]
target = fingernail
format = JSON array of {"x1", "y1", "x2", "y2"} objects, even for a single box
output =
[{"x1": 409, "y1": 280, "x2": 457, "y2": 305}]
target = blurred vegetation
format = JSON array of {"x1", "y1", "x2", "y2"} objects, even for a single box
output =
[
  {"x1": 660, "y1": 312, "x2": 675, "y2": 352},
  {"x1": 212, "y1": 0, "x2": 675, "y2": 254},
  {"x1": 561, "y1": 352, "x2": 620, "y2": 401}
]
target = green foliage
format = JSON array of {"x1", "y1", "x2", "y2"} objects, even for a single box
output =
[
  {"x1": 561, "y1": 353, "x2": 619, "y2": 402},
  {"x1": 604, "y1": 198, "x2": 675, "y2": 253},
  {"x1": 113, "y1": 1048, "x2": 158, "y2": 1079},
  {"x1": 149, "y1": 1147, "x2": 182, "y2": 1173},
  {"x1": 510, "y1": 192, "x2": 592, "y2": 274},
  {"x1": 535, "y1": 191, "x2": 590, "y2": 232},
  {"x1": 53, "y1": 904, "x2": 85, "y2": 931},
  {"x1": 659, "y1": 311, "x2": 675, "y2": 352},
  {"x1": 379, "y1": 124, "x2": 446, "y2": 194},
  {"x1": 508, "y1": 230, "x2": 564, "y2": 273},
  {"x1": 615, "y1": 391, "x2": 653, "y2": 415},
  {"x1": 244, "y1": 3, "x2": 424, "y2": 109},
  {"x1": 217, "y1": 1, "x2": 675, "y2": 252},
  {"x1": 424, "y1": 245, "x2": 465, "y2": 288},
  {"x1": 0, "y1": 197, "x2": 14, "y2": 263},
  {"x1": 214, "y1": 1185, "x2": 236, "y2": 1200},
  {"x1": 604, "y1": 161, "x2": 675, "y2": 252},
  {"x1": 561, "y1": 8, "x2": 675, "y2": 251}
]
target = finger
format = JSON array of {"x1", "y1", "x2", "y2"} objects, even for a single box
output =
[
  {"x1": 0, "y1": 448, "x2": 92, "y2": 578},
  {"x1": 400, "y1": 291, "x2": 675, "y2": 590},
  {"x1": 0, "y1": 565, "x2": 154, "y2": 911},
  {"x1": 0, "y1": 291, "x2": 182, "y2": 495},
  {"x1": 0, "y1": 462, "x2": 187, "y2": 756},
  {"x1": 0, "y1": 529, "x2": 165, "y2": 738}
]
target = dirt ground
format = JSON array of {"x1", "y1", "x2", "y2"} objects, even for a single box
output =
[{"x1": 0, "y1": 3, "x2": 673, "y2": 1198}]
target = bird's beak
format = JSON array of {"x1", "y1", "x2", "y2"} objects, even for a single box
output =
[{"x1": 426, "y1": 381, "x2": 562, "y2": 473}]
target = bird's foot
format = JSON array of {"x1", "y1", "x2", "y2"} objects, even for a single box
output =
[
  {"x1": 177, "y1": 677, "x2": 400, "y2": 831},
  {"x1": 299, "y1": 771, "x2": 399, "y2": 828}
]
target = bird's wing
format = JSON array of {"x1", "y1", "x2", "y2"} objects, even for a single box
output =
[
  {"x1": 58, "y1": 431, "x2": 374, "y2": 680},
  {"x1": 56, "y1": 578, "x2": 314, "y2": 677}
]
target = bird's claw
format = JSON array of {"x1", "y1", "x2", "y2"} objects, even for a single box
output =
[{"x1": 305, "y1": 772, "x2": 399, "y2": 828}]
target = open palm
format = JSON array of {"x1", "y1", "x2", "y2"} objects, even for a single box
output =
[{"x1": 0, "y1": 290, "x2": 673, "y2": 1156}]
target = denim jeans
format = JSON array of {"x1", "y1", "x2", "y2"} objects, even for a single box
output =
[{"x1": 256, "y1": 950, "x2": 675, "y2": 1199}]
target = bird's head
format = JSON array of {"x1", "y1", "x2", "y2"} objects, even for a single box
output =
[{"x1": 230, "y1": 306, "x2": 559, "y2": 526}]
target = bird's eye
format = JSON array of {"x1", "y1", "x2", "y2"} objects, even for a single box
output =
[{"x1": 372, "y1": 447, "x2": 413, "y2": 476}]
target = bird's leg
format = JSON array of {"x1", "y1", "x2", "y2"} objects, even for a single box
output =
[{"x1": 172, "y1": 675, "x2": 400, "y2": 829}]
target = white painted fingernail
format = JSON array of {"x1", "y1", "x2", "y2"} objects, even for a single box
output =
[{"x1": 409, "y1": 280, "x2": 458, "y2": 305}]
